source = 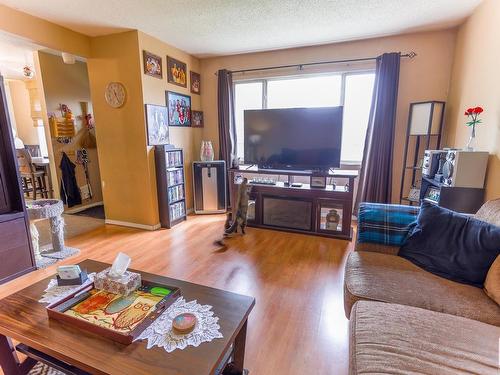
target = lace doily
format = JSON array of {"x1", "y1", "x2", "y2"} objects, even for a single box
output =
[
  {"x1": 134, "y1": 297, "x2": 223, "y2": 352},
  {"x1": 38, "y1": 273, "x2": 95, "y2": 304}
]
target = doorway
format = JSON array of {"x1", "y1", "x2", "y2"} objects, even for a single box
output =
[{"x1": 0, "y1": 31, "x2": 105, "y2": 250}]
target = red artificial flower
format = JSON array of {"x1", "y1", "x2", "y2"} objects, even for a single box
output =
[
  {"x1": 473, "y1": 106, "x2": 483, "y2": 114},
  {"x1": 464, "y1": 111, "x2": 469, "y2": 116},
  {"x1": 466, "y1": 108, "x2": 474, "y2": 114}
]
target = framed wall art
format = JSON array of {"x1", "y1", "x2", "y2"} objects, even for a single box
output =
[
  {"x1": 167, "y1": 56, "x2": 187, "y2": 87},
  {"x1": 190, "y1": 71, "x2": 201, "y2": 94},
  {"x1": 191, "y1": 110, "x2": 204, "y2": 128},
  {"x1": 166, "y1": 91, "x2": 191, "y2": 126},
  {"x1": 143, "y1": 51, "x2": 162, "y2": 79},
  {"x1": 145, "y1": 104, "x2": 169, "y2": 145}
]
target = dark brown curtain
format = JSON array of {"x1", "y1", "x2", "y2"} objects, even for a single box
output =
[
  {"x1": 217, "y1": 69, "x2": 236, "y2": 167},
  {"x1": 217, "y1": 69, "x2": 237, "y2": 208},
  {"x1": 355, "y1": 52, "x2": 401, "y2": 208}
]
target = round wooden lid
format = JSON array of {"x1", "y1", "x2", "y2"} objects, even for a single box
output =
[{"x1": 172, "y1": 313, "x2": 197, "y2": 334}]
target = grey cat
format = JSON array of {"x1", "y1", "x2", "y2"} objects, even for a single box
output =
[{"x1": 224, "y1": 178, "x2": 250, "y2": 236}]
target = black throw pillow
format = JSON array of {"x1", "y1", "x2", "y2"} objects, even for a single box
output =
[{"x1": 399, "y1": 202, "x2": 500, "y2": 287}]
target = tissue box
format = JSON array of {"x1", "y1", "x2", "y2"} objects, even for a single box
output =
[{"x1": 94, "y1": 267, "x2": 141, "y2": 296}]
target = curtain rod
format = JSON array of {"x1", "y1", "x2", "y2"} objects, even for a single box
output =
[{"x1": 216, "y1": 51, "x2": 417, "y2": 75}]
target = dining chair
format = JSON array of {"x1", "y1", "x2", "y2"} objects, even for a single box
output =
[{"x1": 24, "y1": 144, "x2": 41, "y2": 157}]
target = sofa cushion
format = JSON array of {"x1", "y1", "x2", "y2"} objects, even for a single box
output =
[
  {"x1": 344, "y1": 251, "x2": 500, "y2": 325},
  {"x1": 350, "y1": 301, "x2": 500, "y2": 375},
  {"x1": 484, "y1": 255, "x2": 500, "y2": 305},
  {"x1": 475, "y1": 198, "x2": 500, "y2": 226},
  {"x1": 399, "y1": 202, "x2": 500, "y2": 287}
]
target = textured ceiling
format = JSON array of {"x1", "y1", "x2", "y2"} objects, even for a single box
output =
[{"x1": 0, "y1": 0, "x2": 482, "y2": 57}]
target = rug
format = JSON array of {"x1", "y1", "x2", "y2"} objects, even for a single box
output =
[
  {"x1": 72, "y1": 205, "x2": 105, "y2": 220},
  {"x1": 35, "y1": 245, "x2": 80, "y2": 269},
  {"x1": 28, "y1": 362, "x2": 64, "y2": 375},
  {"x1": 27, "y1": 361, "x2": 248, "y2": 375}
]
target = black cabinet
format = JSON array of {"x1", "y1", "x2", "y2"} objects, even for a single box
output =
[
  {"x1": 0, "y1": 160, "x2": 10, "y2": 214},
  {"x1": 0, "y1": 75, "x2": 35, "y2": 283},
  {"x1": 420, "y1": 177, "x2": 484, "y2": 214}
]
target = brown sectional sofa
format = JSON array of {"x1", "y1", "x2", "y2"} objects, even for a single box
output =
[
  {"x1": 344, "y1": 199, "x2": 500, "y2": 374},
  {"x1": 350, "y1": 301, "x2": 499, "y2": 374}
]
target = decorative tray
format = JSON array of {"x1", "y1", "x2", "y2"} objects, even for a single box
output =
[{"x1": 46, "y1": 280, "x2": 180, "y2": 344}]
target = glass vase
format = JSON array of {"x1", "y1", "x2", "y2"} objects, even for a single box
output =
[
  {"x1": 465, "y1": 125, "x2": 476, "y2": 151},
  {"x1": 200, "y1": 141, "x2": 214, "y2": 161}
]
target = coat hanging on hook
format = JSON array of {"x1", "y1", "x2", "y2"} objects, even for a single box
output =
[{"x1": 60, "y1": 152, "x2": 82, "y2": 208}]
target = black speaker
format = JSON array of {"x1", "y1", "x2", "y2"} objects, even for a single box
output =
[{"x1": 193, "y1": 161, "x2": 226, "y2": 214}]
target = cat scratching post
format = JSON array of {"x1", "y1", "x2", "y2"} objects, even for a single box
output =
[{"x1": 26, "y1": 199, "x2": 65, "y2": 260}]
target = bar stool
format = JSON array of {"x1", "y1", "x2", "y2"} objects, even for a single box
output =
[{"x1": 16, "y1": 148, "x2": 48, "y2": 199}]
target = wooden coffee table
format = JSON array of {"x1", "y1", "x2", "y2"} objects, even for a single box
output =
[{"x1": 0, "y1": 259, "x2": 255, "y2": 375}]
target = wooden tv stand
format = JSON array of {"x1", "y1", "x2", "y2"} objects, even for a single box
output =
[{"x1": 228, "y1": 167, "x2": 358, "y2": 240}]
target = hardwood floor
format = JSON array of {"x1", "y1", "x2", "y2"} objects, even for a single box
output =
[{"x1": 0, "y1": 214, "x2": 354, "y2": 375}]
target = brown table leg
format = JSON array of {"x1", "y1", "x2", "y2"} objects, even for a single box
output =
[
  {"x1": 232, "y1": 319, "x2": 248, "y2": 374},
  {"x1": 45, "y1": 165, "x2": 54, "y2": 199},
  {"x1": 0, "y1": 335, "x2": 22, "y2": 375}
]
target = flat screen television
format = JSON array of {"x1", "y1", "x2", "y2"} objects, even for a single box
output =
[{"x1": 244, "y1": 107, "x2": 343, "y2": 170}]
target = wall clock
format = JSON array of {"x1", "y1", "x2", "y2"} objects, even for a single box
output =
[{"x1": 104, "y1": 82, "x2": 126, "y2": 108}]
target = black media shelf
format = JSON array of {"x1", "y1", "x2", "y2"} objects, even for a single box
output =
[{"x1": 154, "y1": 147, "x2": 187, "y2": 228}]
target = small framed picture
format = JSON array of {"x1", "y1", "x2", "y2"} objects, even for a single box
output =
[
  {"x1": 167, "y1": 56, "x2": 187, "y2": 87},
  {"x1": 143, "y1": 51, "x2": 162, "y2": 79},
  {"x1": 408, "y1": 187, "x2": 421, "y2": 202},
  {"x1": 145, "y1": 104, "x2": 169, "y2": 145},
  {"x1": 192, "y1": 110, "x2": 204, "y2": 127},
  {"x1": 190, "y1": 71, "x2": 201, "y2": 94},
  {"x1": 310, "y1": 175, "x2": 327, "y2": 189},
  {"x1": 166, "y1": 91, "x2": 191, "y2": 126},
  {"x1": 424, "y1": 187, "x2": 440, "y2": 203}
]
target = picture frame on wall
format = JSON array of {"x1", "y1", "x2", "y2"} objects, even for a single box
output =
[
  {"x1": 166, "y1": 91, "x2": 191, "y2": 126},
  {"x1": 192, "y1": 110, "x2": 204, "y2": 128},
  {"x1": 143, "y1": 51, "x2": 162, "y2": 79},
  {"x1": 190, "y1": 71, "x2": 201, "y2": 94},
  {"x1": 166, "y1": 56, "x2": 187, "y2": 87},
  {"x1": 145, "y1": 104, "x2": 169, "y2": 145}
]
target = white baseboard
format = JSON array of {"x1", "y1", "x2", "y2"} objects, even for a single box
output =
[
  {"x1": 104, "y1": 219, "x2": 161, "y2": 231},
  {"x1": 65, "y1": 201, "x2": 104, "y2": 214}
]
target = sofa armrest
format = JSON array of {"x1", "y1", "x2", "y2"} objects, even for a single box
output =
[
  {"x1": 355, "y1": 242, "x2": 400, "y2": 255},
  {"x1": 356, "y1": 203, "x2": 419, "y2": 253}
]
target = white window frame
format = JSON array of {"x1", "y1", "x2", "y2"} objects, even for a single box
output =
[{"x1": 234, "y1": 69, "x2": 375, "y2": 166}]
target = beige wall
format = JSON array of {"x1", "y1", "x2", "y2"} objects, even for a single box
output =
[
  {"x1": 86, "y1": 30, "x2": 203, "y2": 228},
  {"x1": 444, "y1": 0, "x2": 500, "y2": 201},
  {"x1": 37, "y1": 51, "x2": 103, "y2": 208},
  {"x1": 7, "y1": 79, "x2": 38, "y2": 145},
  {"x1": 0, "y1": 4, "x2": 90, "y2": 58},
  {"x1": 201, "y1": 29, "x2": 457, "y2": 202},
  {"x1": 138, "y1": 31, "x2": 203, "y2": 213},
  {"x1": 87, "y1": 31, "x2": 157, "y2": 227}
]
